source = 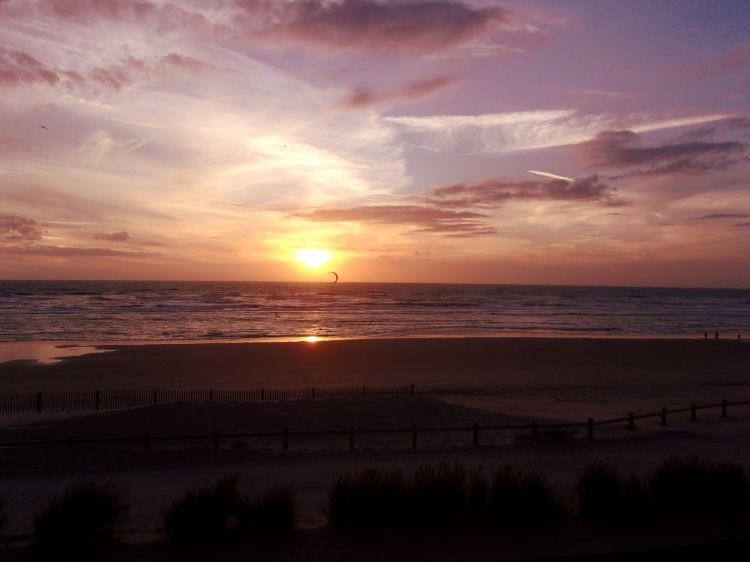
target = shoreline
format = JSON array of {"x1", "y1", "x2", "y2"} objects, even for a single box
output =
[{"x1": 0, "y1": 332, "x2": 716, "y2": 365}]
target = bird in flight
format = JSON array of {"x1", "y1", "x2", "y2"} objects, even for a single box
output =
[{"x1": 38, "y1": 125, "x2": 48, "y2": 130}]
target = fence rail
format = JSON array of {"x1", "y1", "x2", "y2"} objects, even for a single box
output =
[
  {"x1": 0, "y1": 384, "x2": 415, "y2": 416},
  {"x1": 0, "y1": 398, "x2": 748, "y2": 451}
]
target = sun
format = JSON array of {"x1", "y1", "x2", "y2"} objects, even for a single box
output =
[{"x1": 294, "y1": 248, "x2": 332, "y2": 269}]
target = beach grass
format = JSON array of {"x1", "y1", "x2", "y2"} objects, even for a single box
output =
[
  {"x1": 33, "y1": 479, "x2": 129, "y2": 559},
  {"x1": 163, "y1": 474, "x2": 239, "y2": 545},
  {"x1": 489, "y1": 465, "x2": 560, "y2": 525},
  {"x1": 236, "y1": 484, "x2": 297, "y2": 537},
  {"x1": 325, "y1": 469, "x2": 407, "y2": 531},
  {"x1": 649, "y1": 456, "x2": 748, "y2": 519}
]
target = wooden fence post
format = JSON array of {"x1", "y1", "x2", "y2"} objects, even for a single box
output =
[
  {"x1": 261, "y1": 387, "x2": 264, "y2": 401},
  {"x1": 411, "y1": 424, "x2": 418, "y2": 449},
  {"x1": 213, "y1": 430, "x2": 220, "y2": 450},
  {"x1": 473, "y1": 422, "x2": 479, "y2": 446},
  {"x1": 660, "y1": 407, "x2": 667, "y2": 426},
  {"x1": 348, "y1": 426, "x2": 355, "y2": 450},
  {"x1": 628, "y1": 412, "x2": 635, "y2": 431},
  {"x1": 144, "y1": 432, "x2": 150, "y2": 450},
  {"x1": 152, "y1": 389, "x2": 157, "y2": 405},
  {"x1": 282, "y1": 427, "x2": 289, "y2": 451},
  {"x1": 410, "y1": 384, "x2": 415, "y2": 397},
  {"x1": 36, "y1": 392, "x2": 42, "y2": 414},
  {"x1": 587, "y1": 418, "x2": 594, "y2": 439},
  {"x1": 531, "y1": 421, "x2": 539, "y2": 440},
  {"x1": 312, "y1": 387, "x2": 316, "y2": 400},
  {"x1": 691, "y1": 403, "x2": 697, "y2": 422},
  {"x1": 722, "y1": 399, "x2": 728, "y2": 418},
  {"x1": 209, "y1": 389, "x2": 214, "y2": 401},
  {"x1": 362, "y1": 385, "x2": 367, "y2": 395}
]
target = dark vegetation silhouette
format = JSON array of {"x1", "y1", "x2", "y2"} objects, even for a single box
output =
[
  {"x1": 0, "y1": 495, "x2": 7, "y2": 540},
  {"x1": 649, "y1": 456, "x2": 747, "y2": 519},
  {"x1": 32, "y1": 479, "x2": 129, "y2": 560},
  {"x1": 236, "y1": 483, "x2": 297, "y2": 537},
  {"x1": 325, "y1": 469, "x2": 406, "y2": 531},
  {"x1": 163, "y1": 475, "x2": 297, "y2": 546},
  {"x1": 488, "y1": 464, "x2": 560, "y2": 524},
  {"x1": 163, "y1": 474, "x2": 240, "y2": 545},
  {"x1": 2, "y1": 457, "x2": 747, "y2": 558},
  {"x1": 577, "y1": 461, "x2": 626, "y2": 520}
]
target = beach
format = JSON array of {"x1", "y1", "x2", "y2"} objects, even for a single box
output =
[
  {"x1": 1, "y1": 337, "x2": 748, "y2": 420},
  {"x1": 1, "y1": 336, "x2": 750, "y2": 558}
]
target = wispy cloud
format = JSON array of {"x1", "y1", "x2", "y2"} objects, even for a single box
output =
[
  {"x1": 339, "y1": 75, "x2": 459, "y2": 109},
  {"x1": 0, "y1": 48, "x2": 225, "y2": 92},
  {"x1": 383, "y1": 110, "x2": 739, "y2": 154},
  {"x1": 293, "y1": 205, "x2": 495, "y2": 237},
  {"x1": 696, "y1": 44, "x2": 749, "y2": 81},
  {"x1": 0, "y1": 245, "x2": 159, "y2": 257},
  {"x1": 92, "y1": 231, "x2": 130, "y2": 242}
]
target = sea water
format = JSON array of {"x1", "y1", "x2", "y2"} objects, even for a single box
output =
[{"x1": 1, "y1": 281, "x2": 748, "y2": 342}]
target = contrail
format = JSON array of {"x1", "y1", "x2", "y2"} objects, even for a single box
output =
[{"x1": 528, "y1": 170, "x2": 574, "y2": 182}]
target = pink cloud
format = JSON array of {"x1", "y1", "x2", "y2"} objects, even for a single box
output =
[
  {"x1": 2, "y1": 0, "x2": 223, "y2": 34},
  {"x1": 0, "y1": 214, "x2": 47, "y2": 242},
  {"x1": 339, "y1": 75, "x2": 460, "y2": 108},
  {"x1": 582, "y1": 130, "x2": 748, "y2": 176},
  {"x1": 93, "y1": 231, "x2": 130, "y2": 242},
  {"x1": 0, "y1": 49, "x2": 225, "y2": 91},
  {"x1": 698, "y1": 44, "x2": 749, "y2": 80},
  {"x1": 247, "y1": 0, "x2": 510, "y2": 53}
]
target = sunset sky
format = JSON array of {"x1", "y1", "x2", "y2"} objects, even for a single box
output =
[{"x1": 1, "y1": 0, "x2": 749, "y2": 287}]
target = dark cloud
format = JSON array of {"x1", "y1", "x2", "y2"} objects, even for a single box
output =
[
  {"x1": 339, "y1": 75, "x2": 459, "y2": 109},
  {"x1": 0, "y1": 48, "x2": 224, "y2": 91},
  {"x1": 695, "y1": 213, "x2": 750, "y2": 220},
  {"x1": 248, "y1": 0, "x2": 510, "y2": 53},
  {"x1": 0, "y1": 214, "x2": 46, "y2": 242},
  {"x1": 294, "y1": 205, "x2": 495, "y2": 237},
  {"x1": 581, "y1": 130, "x2": 748, "y2": 176},
  {"x1": 428, "y1": 175, "x2": 621, "y2": 208},
  {"x1": 732, "y1": 222, "x2": 750, "y2": 228},
  {"x1": 93, "y1": 231, "x2": 130, "y2": 242}
]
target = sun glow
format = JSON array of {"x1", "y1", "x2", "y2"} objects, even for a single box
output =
[{"x1": 294, "y1": 248, "x2": 332, "y2": 269}]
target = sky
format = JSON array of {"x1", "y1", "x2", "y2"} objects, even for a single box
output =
[{"x1": 1, "y1": 0, "x2": 749, "y2": 287}]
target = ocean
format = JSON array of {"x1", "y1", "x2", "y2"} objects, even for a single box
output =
[{"x1": 0, "y1": 281, "x2": 748, "y2": 342}]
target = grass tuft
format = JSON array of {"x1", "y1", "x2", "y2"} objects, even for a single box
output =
[
  {"x1": 163, "y1": 474, "x2": 239, "y2": 545},
  {"x1": 237, "y1": 484, "x2": 297, "y2": 537},
  {"x1": 489, "y1": 465, "x2": 559, "y2": 524},
  {"x1": 577, "y1": 461, "x2": 624, "y2": 520},
  {"x1": 33, "y1": 479, "x2": 129, "y2": 559},
  {"x1": 407, "y1": 463, "x2": 466, "y2": 526},
  {"x1": 649, "y1": 456, "x2": 747, "y2": 519},
  {"x1": 325, "y1": 469, "x2": 406, "y2": 531}
]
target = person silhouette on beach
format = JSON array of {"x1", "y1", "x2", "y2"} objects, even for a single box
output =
[{"x1": 715, "y1": 332, "x2": 719, "y2": 340}]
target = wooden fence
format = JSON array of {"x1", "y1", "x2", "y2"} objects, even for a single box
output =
[
  {"x1": 0, "y1": 384, "x2": 415, "y2": 416},
  {"x1": 0, "y1": 398, "x2": 747, "y2": 451}
]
